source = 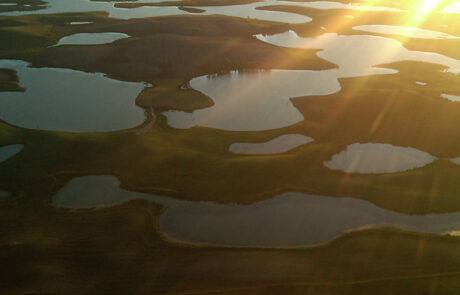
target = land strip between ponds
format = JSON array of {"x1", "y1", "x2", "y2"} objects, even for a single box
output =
[
  {"x1": 170, "y1": 271, "x2": 460, "y2": 295},
  {"x1": 168, "y1": 270, "x2": 460, "y2": 295},
  {"x1": 1, "y1": 60, "x2": 460, "y2": 215},
  {"x1": 3, "y1": 196, "x2": 460, "y2": 294}
]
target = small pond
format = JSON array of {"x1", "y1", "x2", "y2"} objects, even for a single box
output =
[
  {"x1": 55, "y1": 32, "x2": 129, "y2": 46},
  {"x1": 0, "y1": 144, "x2": 24, "y2": 164},
  {"x1": 0, "y1": 60, "x2": 146, "y2": 132},
  {"x1": 229, "y1": 134, "x2": 314, "y2": 154},
  {"x1": 53, "y1": 175, "x2": 460, "y2": 247},
  {"x1": 441, "y1": 93, "x2": 460, "y2": 102},
  {"x1": 353, "y1": 25, "x2": 459, "y2": 39},
  {"x1": 324, "y1": 143, "x2": 437, "y2": 174}
]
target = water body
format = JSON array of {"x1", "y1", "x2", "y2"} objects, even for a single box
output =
[
  {"x1": 165, "y1": 31, "x2": 460, "y2": 131},
  {"x1": 197, "y1": 2, "x2": 312, "y2": 24},
  {"x1": 0, "y1": 0, "x2": 187, "y2": 19},
  {"x1": 164, "y1": 70, "x2": 345, "y2": 131},
  {"x1": 353, "y1": 25, "x2": 459, "y2": 39},
  {"x1": 229, "y1": 134, "x2": 314, "y2": 154},
  {"x1": 0, "y1": 144, "x2": 24, "y2": 164},
  {"x1": 53, "y1": 175, "x2": 460, "y2": 247},
  {"x1": 0, "y1": 60, "x2": 146, "y2": 132},
  {"x1": 271, "y1": 1, "x2": 402, "y2": 12},
  {"x1": 255, "y1": 30, "x2": 460, "y2": 76},
  {"x1": 441, "y1": 93, "x2": 460, "y2": 102},
  {"x1": 0, "y1": 190, "x2": 11, "y2": 198},
  {"x1": 450, "y1": 157, "x2": 460, "y2": 165},
  {"x1": 55, "y1": 32, "x2": 130, "y2": 46},
  {"x1": 442, "y1": 2, "x2": 460, "y2": 13},
  {"x1": 324, "y1": 143, "x2": 437, "y2": 174},
  {"x1": 0, "y1": 0, "x2": 401, "y2": 23},
  {"x1": 69, "y1": 21, "x2": 93, "y2": 25}
]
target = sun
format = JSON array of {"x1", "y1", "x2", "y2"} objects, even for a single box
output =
[
  {"x1": 420, "y1": 0, "x2": 443, "y2": 11},
  {"x1": 406, "y1": 0, "x2": 445, "y2": 27}
]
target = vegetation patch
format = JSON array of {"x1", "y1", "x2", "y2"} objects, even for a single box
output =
[
  {"x1": 136, "y1": 79, "x2": 214, "y2": 112},
  {"x1": 0, "y1": 68, "x2": 24, "y2": 92}
]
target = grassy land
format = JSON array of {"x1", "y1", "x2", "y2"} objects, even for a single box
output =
[
  {"x1": 0, "y1": 14, "x2": 459, "y2": 213},
  {"x1": 136, "y1": 80, "x2": 214, "y2": 111},
  {"x1": 0, "y1": 60, "x2": 459, "y2": 214},
  {"x1": 0, "y1": 13, "x2": 334, "y2": 82},
  {"x1": 178, "y1": 6, "x2": 205, "y2": 13},
  {"x1": 1, "y1": 197, "x2": 460, "y2": 294},
  {"x1": 0, "y1": 9, "x2": 459, "y2": 294},
  {"x1": 0, "y1": 68, "x2": 24, "y2": 91}
]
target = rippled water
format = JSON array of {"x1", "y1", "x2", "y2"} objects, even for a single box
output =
[{"x1": 53, "y1": 175, "x2": 460, "y2": 247}]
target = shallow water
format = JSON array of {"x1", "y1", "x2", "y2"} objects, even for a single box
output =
[
  {"x1": 272, "y1": 0, "x2": 403, "y2": 12},
  {"x1": 0, "y1": 144, "x2": 24, "y2": 164},
  {"x1": 165, "y1": 30, "x2": 460, "y2": 131},
  {"x1": 450, "y1": 157, "x2": 460, "y2": 165},
  {"x1": 0, "y1": 60, "x2": 146, "y2": 132},
  {"x1": 1, "y1": 0, "x2": 187, "y2": 19},
  {"x1": 0, "y1": 0, "x2": 401, "y2": 23},
  {"x1": 53, "y1": 175, "x2": 460, "y2": 247},
  {"x1": 353, "y1": 25, "x2": 459, "y2": 39},
  {"x1": 324, "y1": 143, "x2": 437, "y2": 174},
  {"x1": 441, "y1": 93, "x2": 460, "y2": 102},
  {"x1": 0, "y1": 190, "x2": 11, "y2": 198},
  {"x1": 255, "y1": 31, "x2": 460, "y2": 76},
  {"x1": 229, "y1": 134, "x2": 314, "y2": 154},
  {"x1": 69, "y1": 21, "x2": 93, "y2": 25},
  {"x1": 442, "y1": 2, "x2": 460, "y2": 13},
  {"x1": 164, "y1": 69, "x2": 345, "y2": 131},
  {"x1": 55, "y1": 32, "x2": 129, "y2": 46},
  {"x1": 197, "y1": 2, "x2": 312, "y2": 24}
]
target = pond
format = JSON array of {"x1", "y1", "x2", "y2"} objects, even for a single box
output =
[
  {"x1": 353, "y1": 25, "x2": 459, "y2": 39},
  {"x1": 163, "y1": 69, "x2": 346, "y2": 131},
  {"x1": 324, "y1": 143, "x2": 437, "y2": 174},
  {"x1": 442, "y1": 2, "x2": 460, "y2": 13},
  {"x1": 0, "y1": 144, "x2": 23, "y2": 163},
  {"x1": 0, "y1": 0, "x2": 403, "y2": 23},
  {"x1": 441, "y1": 93, "x2": 460, "y2": 102},
  {"x1": 55, "y1": 32, "x2": 130, "y2": 46},
  {"x1": 165, "y1": 30, "x2": 460, "y2": 131},
  {"x1": 69, "y1": 21, "x2": 93, "y2": 25},
  {"x1": 255, "y1": 30, "x2": 460, "y2": 76},
  {"x1": 0, "y1": 60, "x2": 146, "y2": 132},
  {"x1": 53, "y1": 175, "x2": 460, "y2": 247},
  {"x1": 229, "y1": 134, "x2": 314, "y2": 154},
  {"x1": 0, "y1": 190, "x2": 11, "y2": 198}
]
